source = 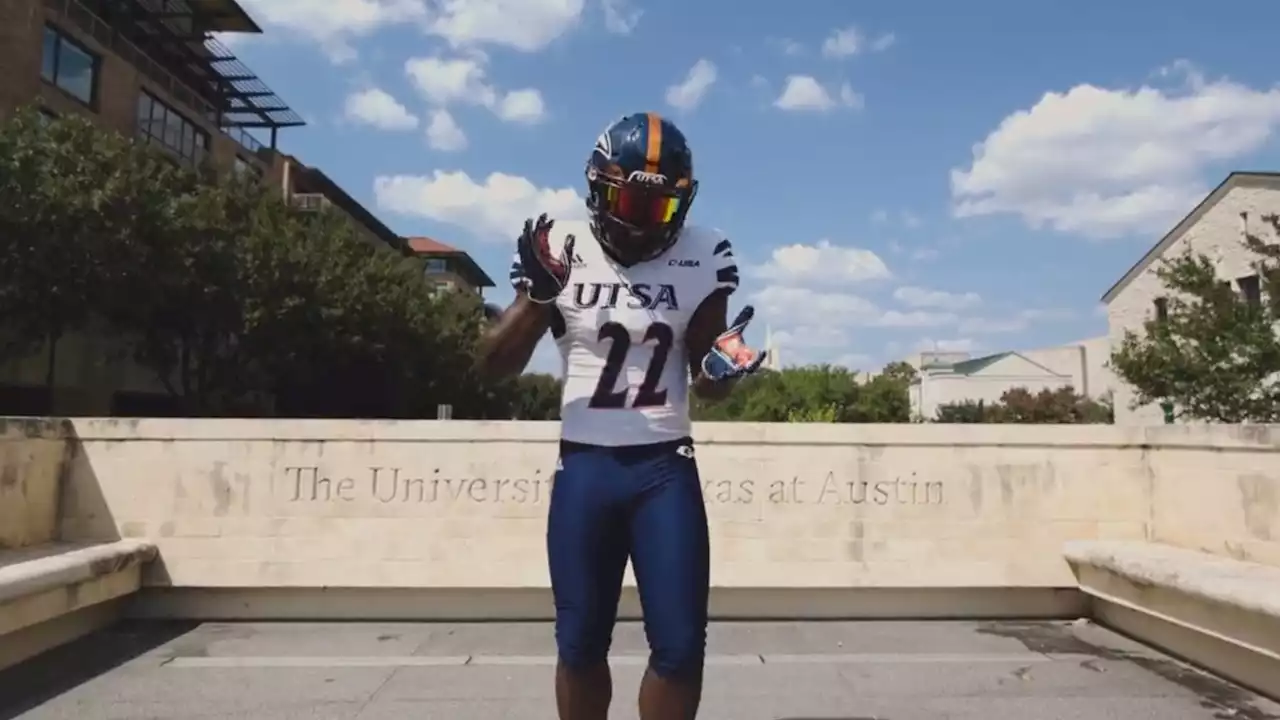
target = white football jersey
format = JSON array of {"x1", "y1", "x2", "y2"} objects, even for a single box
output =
[{"x1": 511, "y1": 224, "x2": 738, "y2": 446}]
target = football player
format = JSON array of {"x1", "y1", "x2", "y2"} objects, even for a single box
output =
[{"x1": 480, "y1": 111, "x2": 766, "y2": 720}]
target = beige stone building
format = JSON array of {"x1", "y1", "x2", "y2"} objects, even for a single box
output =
[
  {"x1": 1101, "y1": 172, "x2": 1280, "y2": 425},
  {"x1": 906, "y1": 337, "x2": 1114, "y2": 422}
]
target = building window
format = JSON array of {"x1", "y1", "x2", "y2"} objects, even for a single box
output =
[
  {"x1": 136, "y1": 90, "x2": 209, "y2": 165},
  {"x1": 41, "y1": 25, "x2": 99, "y2": 106},
  {"x1": 424, "y1": 258, "x2": 449, "y2": 273},
  {"x1": 1238, "y1": 274, "x2": 1261, "y2": 307},
  {"x1": 1153, "y1": 297, "x2": 1168, "y2": 322}
]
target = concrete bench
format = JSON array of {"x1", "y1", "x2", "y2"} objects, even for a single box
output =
[
  {"x1": 1065, "y1": 540, "x2": 1280, "y2": 699},
  {"x1": 0, "y1": 540, "x2": 157, "y2": 671}
]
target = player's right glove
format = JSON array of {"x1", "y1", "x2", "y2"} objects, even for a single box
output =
[
  {"x1": 701, "y1": 306, "x2": 767, "y2": 382},
  {"x1": 512, "y1": 213, "x2": 575, "y2": 304}
]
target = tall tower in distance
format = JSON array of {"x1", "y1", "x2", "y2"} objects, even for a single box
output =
[{"x1": 762, "y1": 324, "x2": 782, "y2": 371}]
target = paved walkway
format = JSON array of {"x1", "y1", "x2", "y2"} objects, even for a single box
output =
[{"x1": 1, "y1": 619, "x2": 1277, "y2": 719}]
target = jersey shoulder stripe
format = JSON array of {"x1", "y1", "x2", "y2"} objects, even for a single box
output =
[{"x1": 696, "y1": 226, "x2": 737, "y2": 294}]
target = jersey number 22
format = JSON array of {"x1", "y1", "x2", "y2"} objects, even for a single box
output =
[{"x1": 588, "y1": 321, "x2": 672, "y2": 408}]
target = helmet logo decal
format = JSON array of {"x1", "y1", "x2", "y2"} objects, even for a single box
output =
[
  {"x1": 594, "y1": 129, "x2": 612, "y2": 159},
  {"x1": 628, "y1": 170, "x2": 667, "y2": 184}
]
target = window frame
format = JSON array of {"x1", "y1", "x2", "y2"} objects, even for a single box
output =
[
  {"x1": 41, "y1": 24, "x2": 100, "y2": 108},
  {"x1": 135, "y1": 89, "x2": 210, "y2": 165},
  {"x1": 1237, "y1": 274, "x2": 1262, "y2": 308}
]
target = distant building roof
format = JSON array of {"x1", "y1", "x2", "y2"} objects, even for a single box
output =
[
  {"x1": 949, "y1": 352, "x2": 1011, "y2": 375},
  {"x1": 283, "y1": 157, "x2": 404, "y2": 252},
  {"x1": 406, "y1": 236, "x2": 495, "y2": 288}
]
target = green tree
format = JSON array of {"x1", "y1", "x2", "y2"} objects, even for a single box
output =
[
  {"x1": 879, "y1": 360, "x2": 918, "y2": 385},
  {"x1": 1109, "y1": 216, "x2": 1280, "y2": 422},
  {"x1": 934, "y1": 386, "x2": 1113, "y2": 423},
  {"x1": 849, "y1": 364, "x2": 913, "y2": 422},
  {"x1": 100, "y1": 166, "x2": 264, "y2": 413},
  {"x1": 935, "y1": 399, "x2": 988, "y2": 423},
  {"x1": 0, "y1": 107, "x2": 177, "y2": 403},
  {"x1": 508, "y1": 373, "x2": 562, "y2": 420},
  {"x1": 100, "y1": 160, "x2": 491, "y2": 417},
  {"x1": 691, "y1": 362, "x2": 913, "y2": 423},
  {"x1": 0, "y1": 107, "x2": 530, "y2": 419}
]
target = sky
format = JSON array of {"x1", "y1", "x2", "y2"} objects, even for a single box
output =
[{"x1": 217, "y1": 0, "x2": 1280, "y2": 375}]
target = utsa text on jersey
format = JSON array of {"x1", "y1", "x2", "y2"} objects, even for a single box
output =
[{"x1": 571, "y1": 282, "x2": 679, "y2": 310}]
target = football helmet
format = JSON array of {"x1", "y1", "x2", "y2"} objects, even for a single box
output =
[{"x1": 585, "y1": 112, "x2": 697, "y2": 266}]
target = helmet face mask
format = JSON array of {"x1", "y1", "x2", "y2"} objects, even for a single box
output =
[{"x1": 585, "y1": 113, "x2": 697, "y2": 266}]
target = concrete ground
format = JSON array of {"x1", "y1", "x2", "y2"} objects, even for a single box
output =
[{"x1": 1, "y1": 619, "x2": 1277, "y2": 720}]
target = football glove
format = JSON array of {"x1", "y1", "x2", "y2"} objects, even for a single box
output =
[
  {"x1": 513, "y1": 214, "x2": 575, "y2": 304},
  {"x1": 701, "y1": 306, "x2": 767, "y2": 382}
]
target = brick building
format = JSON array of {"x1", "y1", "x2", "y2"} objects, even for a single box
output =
[
  {"x1": 1, "y1": 0, "x2": 304, "y2": 181},
  {"x1": 0, "y1": 0, "x2": 437, "y2": 415}
]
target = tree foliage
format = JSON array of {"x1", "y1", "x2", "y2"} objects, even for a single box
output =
[
  {"x1": 0, "y1": 107, "x2": 507, "y2": 418},
  {"x1": 0, "y1": 108, "x2": 183, "y2": 392},
  {"x1": 1109, "y1": 215, "x2": 1280, "y2": 423},
  {"x1": 507, "y1": 373, "x2": 563, "y2": 420},
  {"x1": 935, "y1": 387, "x2": 1113, "y2": 424},
  {"x1": 691, "y1": 363, "x2": 913, "y2": 423}
]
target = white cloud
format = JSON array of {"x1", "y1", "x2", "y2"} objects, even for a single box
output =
[
  {"x1": 425, "y1": 109, "x2": 467, "y2": 151},
  {"x1": 915, "y1": 338, "x2": 980, "y2": 353},
  {"x1": 601, "y1": 0, "x2": 640, "y2": 34},
  {"x1": 875, "y1": 209, "x2": 923, "y2": 229},
  {"x1": 748, "y1": 239, "x2": 1073, "y2": 367},
  {"x1": 754, "y1": 239, "x2": 891, "y2": 284},
  {"x1": 870, "y1": 33, "x2": 895, "y2": 52},
  {"x1": 768, "y1": 37, "x2": 806, "y2": 56},
  {"x1": 405, "y1": 55, "x2": 496, "y2": 106},
  {"x1": 879, "y1": 310, "x2": 960, "y2": 327},
  {"x1": 373, "y1": 170, "x2": 585, "y2": 242},
  {"x1": 666, "y1": 59, "x2": 717, "y2": 111},
  {"x1": 755, "y1": 286, "x2": 879, "y2": 320},
  {"x1": 951, "y1": 62, "x2": 1280, "y2": 239},
  {"x1": 496, "y1": 89, "x2": 547, "y2": 123},
  {"x1": 343, "y1": 87, "x2": 418, "y2": 130},
  {"x1": 748, "y1": 246, "x2": 949, "y2": 368},
  {"x1": 405, "y1": 55, "x2": 546, "y2": 123},
  {"x1": 427, "y1": 0, "x2": 586, "y2": 52},
  {"x1": 774, "y1": 76, "x2": 862, "y2": 112},
  {"x1": 893, "y1": 286, "x2": 982, "y2": 310},
  {"x1": 233, "y1": 0, "x2": 426, "y2": 63},
  {"x1": 821, "y1": 26, "x2": 861, "y2": 58},
  {"x1": 232, "y1": 0, "x2": 587, "y2": 61},
  {"x1": 956, "y1": 308, "x2": 1075, "y2": 334},
  {"x1": 821, "y1": 26, "x2": 895, "y2": 58}
]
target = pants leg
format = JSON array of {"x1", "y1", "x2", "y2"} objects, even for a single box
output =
[
  {"x1": 547, "y1": 443, "x2": 631, "y2": 669},
  {"x1": 626, "y1": 439, "x2": 710, "y2": 680}
]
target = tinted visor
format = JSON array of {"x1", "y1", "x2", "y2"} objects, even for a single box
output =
[{"x1": 605, "y1": 184, "x2": 680, "y2": 229}]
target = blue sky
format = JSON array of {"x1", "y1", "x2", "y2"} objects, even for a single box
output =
[{"x1": 219, "y1": 0, "x2": 1280, "y2": 374}]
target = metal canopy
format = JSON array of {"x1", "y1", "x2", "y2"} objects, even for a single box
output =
[{"x1": 109, "y1": 0, "x2": 304, "y2": 130}]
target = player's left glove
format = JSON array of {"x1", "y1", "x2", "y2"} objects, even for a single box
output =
[{"x1": 701, "y1": 306, "x2": 767, "y2": 382}]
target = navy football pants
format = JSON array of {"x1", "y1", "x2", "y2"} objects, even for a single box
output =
[{"x1": 547, "y1": 437, "x2": 710, "y2": 680}]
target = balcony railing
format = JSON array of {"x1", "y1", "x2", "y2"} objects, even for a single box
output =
[
  {"x1": 291, "y1": 193, "x2": 329, "y2": 211},
  {"x1": 46, "y1": 0, "x2": 268, "y2": 157}
]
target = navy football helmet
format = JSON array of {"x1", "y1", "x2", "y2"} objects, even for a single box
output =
[{"x1": 585, "y1": 112, "x2": 697, "y2": 266}]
